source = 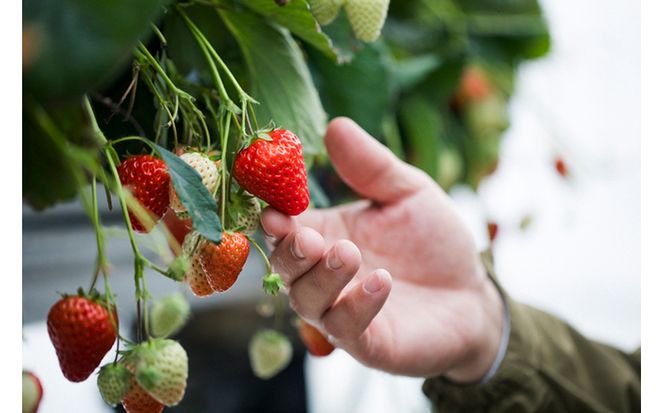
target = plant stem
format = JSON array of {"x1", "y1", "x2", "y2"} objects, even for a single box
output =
[
  {"x1": 218, "y1": 112, "x2": 232, "y2": 229},
  {"x1": 181, "y1": 7, "x2": 256, "y2": 103},
  {"x1": 177, "y1": 8, "x2": 233, "y2": 106},
  {"x1": 248, "y1": 236, "x2": 272, "y2": 274},
  {"x1": 105, "y1": 145, "x2": 148, "y2": 341},
  {"x1": 88, "y1": 178, "x2": 104, "y2": 294},
  {"x1": 83, "y1": 97, "x2": 108, "y2": 145},
  {"x1": 136, "y1": 43, "x2": 180, "y2": 93}
]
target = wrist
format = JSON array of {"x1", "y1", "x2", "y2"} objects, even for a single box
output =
[{"x1": 444, "y1": 275, "x2": 505, "y2": 383}]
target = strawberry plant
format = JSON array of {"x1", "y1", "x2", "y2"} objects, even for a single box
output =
[{"x1": 23, "y1": 0, "x2": 549, "y2": 409}]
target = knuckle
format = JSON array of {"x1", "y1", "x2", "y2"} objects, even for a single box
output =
[{"x1": 289, "y1": 285, "x2": 321, "y2": 320}]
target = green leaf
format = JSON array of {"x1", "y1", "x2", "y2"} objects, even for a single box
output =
[
  {"x1": 319, "y1": 12, "x2": 360, "y2": 63},
  {"x1": 309, "y1": 42, "x2": 390, "y2": 138},
  {"x1": 220, "y1": 9, "x2": 327, "y2": 160},
  {"x1": 23, "y1": 0, "x2": 172, "y2": 100},
  {"x1": 400, "y1": 95, "x2": 444, "y2": 179},
  {"x1": 23, "y1": 101, "x2": 98, "y2": 210},
  {"x1": 154, "y1": 146, "x2": 221, "y2": 244},
  {"x1": 392, "y1": 54, "x2": 443, "y2": 92},
  {"x1": 240, "y1": 0, "x2": 338, "y2": 61}
]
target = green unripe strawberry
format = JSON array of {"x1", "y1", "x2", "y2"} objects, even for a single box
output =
[
  {"x1": 150, "y1": 294, "x2": 191, "y2": 338},
  {"x1": 309, "y1": 0, "x2": 344, "y2": 25},
  {"x1": 97, "y1": 363, "x2": 131, "y2": 406},
  {"x1": 133, "y1": 339, "x2": 188, "y2": 407},
  {"x1": 166, "y1": 256, "x2": 189, "y2": 282},
  {"x1": 344, "y1": 0, "x2": 390, "y2": 42},
  {"x1": 22, "y1": 370, "x2": 43, "y2": 413},
  {"x1": 249, "y1": 329, "x2": 293, "y2": 380},
  {"x1": 229, "y1": 191, "x2": 261, "y2": 236}
]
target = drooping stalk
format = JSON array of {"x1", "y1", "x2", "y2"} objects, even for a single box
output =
[
  {"x1": 218, "y1": 112, "x2": 232, "y2": 229},
  {"x1": 248, "y1": 236, "x2": 284, "y2": 295},
  {"x1": 181, "y1": 7, "x2": 257, "y2": 104}
]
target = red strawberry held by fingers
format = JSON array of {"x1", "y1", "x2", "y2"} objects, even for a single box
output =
[
  {"x1": 199, "y1": 232, "x2": 250, "y2": 292},
  {"x1": 47, "y1": 292, "x2": 118, "y2": 382},
  {"x1": 298, "y1": 319, "x2": 335, "y2": 357},
  {"x1": 117, "y1": 155, "x2": 171, "y2": 233},
  {"x1": 233, "y1": 129, "x2": 309, "y2": 216}
]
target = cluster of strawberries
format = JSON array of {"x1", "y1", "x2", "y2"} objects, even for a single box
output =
[
  {"x1": 43, "y1": 129, "x2": 337, "y2": 412},
  {"x1": 118, "y1": 128, "x2": 309, "y2": 296}
]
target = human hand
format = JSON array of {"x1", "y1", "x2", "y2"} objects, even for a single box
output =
[{"x1": 261, "y1": 118, "x2": 504, "y2": 382}]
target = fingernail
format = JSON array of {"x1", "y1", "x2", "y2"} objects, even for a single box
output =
[
  {"x1": 291, "y1": 233, "x2": 305, "y2": 259},
  {"x1": 363, "y1": 270, "x2": 386, "y2": 294},
  {"x1": 326, "y1": 247, "x2": 343, "y2": 270},
  {"x1": 260, "y1": 215, "x2": 273, "y2": 237},
  {"x1": 327, "y1": 334, "x2": 339, "y2": 345}
]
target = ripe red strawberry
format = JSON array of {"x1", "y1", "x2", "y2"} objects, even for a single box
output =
[
  {"x1": 47, "y1": 294, "x2": 118, "y2": 382},
  {"x1": 22, "y1": 370, "x2": 43, "y2": 413},
  {"x1": 121, "y1": 374, "x2": 164, "y2": 413},
  {"x1": 487, "y1": 221, "x2": 499, "y2": 243},
  {"x1": 162, "y1": 207, "x2": 192, "y2": 255},
  {"x1": 555, "y1": 157, "x2": 569, "y2": 178},
  {"x1": 198, "y1": 232, "x2": 250, "y2": 292},
  {"x1": 117, "y1": 155, "x2": 171, "y2": 233},
  {"x1": 455, "y1": 66, "x2": 493, "y2": 107},
  {"x1": 298, "y1": 320, "x2": 335, "y2": 357},
  {"x1": 233, "y1": 129, "x2": 310, "y2": 216}
]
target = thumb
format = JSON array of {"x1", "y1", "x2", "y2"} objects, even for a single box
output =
[{"x1": 324, "y1": 117, "x2": 429, "y2": 204}]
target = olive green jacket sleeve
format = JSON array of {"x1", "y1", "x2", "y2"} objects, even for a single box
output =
[{"x1": 422, "y1": 252, "x2": 641, "y2": 412}]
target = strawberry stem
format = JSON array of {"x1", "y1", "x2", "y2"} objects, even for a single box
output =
[
  {"x1": 177, "y1": 7, "x2": 235, "y2": 113},
  {"x1": 218, "y1": 112, "x2": 232, "y2": 230},
  {"x1": 105, "y1": 146, "x2": 150, "y2": 342},
  {"x1": 184, "y1": 7, "x2": 258, "y2": 105},
  {"x1": 248, "y1": 237, "x2": 284, "y2": 295},
  {"x1": 133, "y1": 41, "x2": 210, "y2": 150}
]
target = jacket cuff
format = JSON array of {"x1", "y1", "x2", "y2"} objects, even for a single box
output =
[{"x1": 422, "y1": 251, "x2": 542, "y2": 411}]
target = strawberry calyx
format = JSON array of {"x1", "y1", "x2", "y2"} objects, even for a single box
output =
[
  {"x1": 166, "y1": 256, "x2": 189, "y2": 282},
  {"x1": 262, "y1": 272, "x2": 284, "y2": 296},
  {"x1": 59, "y1": 287, "x2": 113, "y2": 309},
  {"x1": 238, "y1": 124, "x2": 279, "y2": 151}
]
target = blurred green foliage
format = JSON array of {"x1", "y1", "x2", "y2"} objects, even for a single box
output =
[
  {"x1": 310, "y1": 0, "x2": 550, "y2": 193},
  {"x1": 22, "y1": 0, "x2": 549, "y2": 210}
]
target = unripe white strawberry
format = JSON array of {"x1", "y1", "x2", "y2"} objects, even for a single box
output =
[
  {"x1": 22, "y1": 370, "x2": 43, "y2": 413},
  {"x1": 169, "y1": 153, "x2": 219, "y2": 217},
  {"x1": 229, "y1": 191, "x2": 262, "y2": 236},
  {"x1": 133, "y1": 339, "x2": 188, "y2": 407},
  {"x1": 182, "y1": 232, "x2": 214, "y2": 297},
  {"x1": 344, "y1": 0, "x2": 390, "y2": 42},
  {"x1": 248, "y1": 329, "x2": 293, "y2": 379},
  {"x1": 97, "y1": 363, "x2": 131, "y2": 406},
  {"x1": 150, "y1": 293, "x2": 191, "y2": 338},
  {"x1": 309, "y1": 0, "x2": 345, "y2": 25}
]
